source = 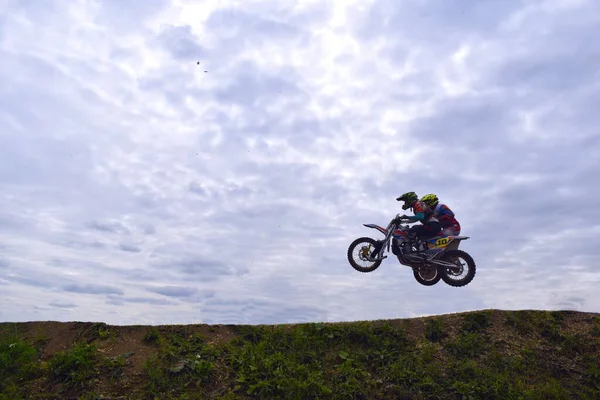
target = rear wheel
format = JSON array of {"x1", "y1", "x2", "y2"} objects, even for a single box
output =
[
  {"x1": 439, "y1": 249, "x2": 476, "y2": 287},
  {"x1": 347, "y1": 237, "x2": 382, "y2": 273},
  {"x1": 413, "y1": 266, "x2": 441, "y2": 286}
]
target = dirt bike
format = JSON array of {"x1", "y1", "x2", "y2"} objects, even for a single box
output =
[{"x1": 346, "y1": 215, "x2": 476, "y2": 287}]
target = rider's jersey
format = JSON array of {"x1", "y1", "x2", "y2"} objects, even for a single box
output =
[
  {"x1": 433, "y1": 203, "x2": 460, "y2": 229},
  {"x1": 410, "y1": 201, "x2": 439, "y2": 224}
]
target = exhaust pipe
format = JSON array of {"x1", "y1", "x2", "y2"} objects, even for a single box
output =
[{"x1": 430, "y1": 259, "x2": 459, "y2": 268}]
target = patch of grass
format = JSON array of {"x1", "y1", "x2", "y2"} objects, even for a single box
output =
[
  {"x1": 225, "y1": 322, "x2": 423, "y2": 399},
  {"x1": 560, "y1": 332, "x2": 590, "y2": 357},
  {"x1": 504, "y1": 310, "x2": 565, "y2": 343},
  {"x1": 88, "y1": 322, "x2": 116, "y2": 341},
  {"x1": 460, "y1": 311, "x2": 491, "y2": 334},
  {"x1": 445, "y1": 332, "x2": 487, "y2": 359},
  {"x1": 583, "y1": 356, "x2": 600, "y2": 394},
  {"x1": 538, "y1": 313, "x2": 564, "y2": 343},
  {"x1": 143, "y1": 327, "x2": 162, "y2": 344},
  {"x1": 0, "y1": 384, "x2": 23, "y2": 400},
  {"x1": 425, "y1": 318, "x2": 447, "y2": 342},
  {"x1": 504, "y1": 311, "x2": 530, "y2": 334},
  {"x1": 226, "y1": 325, "x2": 332, "y2": 399},
  {"x1": 522, "y1": 377, "x2": 571, "y2": 400},
  {"x1": 144, "y1": 332, "x2": 220, "y2": 397},
  {"x1": 591, "y1": 316, "x2": 600, "y2": 337},
  {"x1": 0, "y1": 337, "x2": 38, "y2": 393},
  {"x1": 49, "y1": 342, "x2": 97, "y2": 390},
  {"x1": 100, "y1": 354, "x2": 127, "y2": 379}
]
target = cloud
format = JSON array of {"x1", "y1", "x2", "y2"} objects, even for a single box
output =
[
  {"x1": 88, "y1": 221, "x2": 131, "y2": 235},
  {"x1": 156, "y1": 25, "x2": 206, "y2": 61},
  {"x1": 119, "y1": 243, "x2": 142, "y2": 253},
  {"x1": 1, "y1": 0, "x2": 599, "y2": 325},
  {"x1": 62, "y1": 284, "x2": 124, "y2": 296},
  {"x1": 105, "y1": 294, "x2": 179, "y2": 306},
  {"x1": 147, "y1": 285, "x2": 198, "y2": 298},
  {"x1": 49, "y1": 301, "x2": 77, "y2": 309}
]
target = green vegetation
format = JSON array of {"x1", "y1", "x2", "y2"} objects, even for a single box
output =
[
  {"x1": 425, "y1": 317, "x2": 447, "y2": 342},
  {"x1": 0, "y1": 335, "x2": 40, "y2": 398},
  {"x1": 49, "y1": 342, "x2": 98, "y2": 389},
  {"x1": 1, "y1": 309, "x2": 599, "y2": 399}
]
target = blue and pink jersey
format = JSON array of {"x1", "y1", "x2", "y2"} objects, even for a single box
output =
[{"x1": 433, "y1": 203, "x2": 461, "y2": 235}]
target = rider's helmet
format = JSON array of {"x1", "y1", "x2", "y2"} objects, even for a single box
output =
[
  {"x1": 397, "y1": 191, "x2": 419, "y2": 210},
  {"x1": 420, "y1": 193, "x2": 439, "y2": 209}
]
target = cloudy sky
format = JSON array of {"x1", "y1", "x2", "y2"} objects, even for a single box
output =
[{"x1": 1, "y1": 0, "x2": 599, "y2": 326}]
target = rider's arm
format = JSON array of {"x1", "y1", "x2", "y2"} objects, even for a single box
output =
[
  {"x1": 407, "y1": 203, "x2": 425, "y2": 222},
  {"x1": 407, "y1": 213, "x2": 424, "y2": 222}
]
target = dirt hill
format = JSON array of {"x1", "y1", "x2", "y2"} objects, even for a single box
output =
[{"x1": 1, "y1": 309, "x2": 600, "y2": 399}]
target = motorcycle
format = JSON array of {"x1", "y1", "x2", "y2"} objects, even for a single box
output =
[{"x1": 346, "y1": 215, "x2": 476, "y2": 287}]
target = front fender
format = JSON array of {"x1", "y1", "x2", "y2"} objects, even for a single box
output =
[{"x1": 363, "y1": 224, "x2": 388, "y2": 235}]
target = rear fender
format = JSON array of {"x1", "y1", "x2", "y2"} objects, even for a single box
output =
[
  {"x1": 446, "y1": 236, "x2": 469, "y2": 251},
  {"x1": 426, "y1": 235, "x2": 470, "y2": 251}
]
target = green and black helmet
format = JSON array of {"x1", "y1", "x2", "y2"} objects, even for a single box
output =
[{"x1": 396, "y1": 191, "x2": 419, "y2": 210}]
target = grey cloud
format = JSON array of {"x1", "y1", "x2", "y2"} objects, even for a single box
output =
[
  {"x1": 62, "y1": 283, "x2": 124, "y2": 296},
  {"x1": 188, "y1": 181, "x2": 208, "y2": 196},
  {"x1": 213, "y1": 61, "x2": 306, "y2": 108},
  {"x1": 93, "y1": 0, "x2": 171, "y2": 32},
  {"x1": 124, "y1": 267, "x2": 161, "y2": 283},
  {"x1": 147, "y1": 285, "x2": 198, "y2": 298},
  {"x1": 149, "y1": 253, "x2": 241, "y2": 280},
  {"x1": 141, "y1": 224, "x2": 156, "y2": 235},
  {"x1": 106, "y1": 294, "x2": 178, "y2": 306},
  {"x1": 119, "y1": 243, "x2": 142, "y2": 253},
  {"x1": 58, "y1": 239, "x2": 108, "y2": 251},
  {"x1": 496, "y1": 53, "x2": 600, "y2": 93},
  {"x1": 0, "y1": 127, "x2": 92, "y2": 189},
  {"x1": 87, "y1": 221, "x2": 131, "y2": 235},
  {"x1": 156, "y1": 25, "x2": 205, "y2": 61},
  {"x1": 205, "y1": 8, "x2": 301, "y2": 41},
  {"x1": 49, "y1": 301, "x2": 76, "y2": 309},
  {"x1": 121, "y1": 296, "x2": 178, "y2": 305},
  {"x1": 136, "y1": 66, "x2": 210, "y2": 115},
  {"x1": 105, "y1": 296, "x2": 125, "y2": 306},
  {"x1": 0, "y1": 211, "x2": 34, "y2": 233},
  {"x1": 356, "y1": 0, "x2": 523, "y2": 46},
  {"x1": 2, "y1": 273, "x2": 55, "y2": 289}
]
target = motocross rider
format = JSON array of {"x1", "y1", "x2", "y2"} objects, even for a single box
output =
[
  {"x1": 420, "y1": 193, "x2": 461, "y2": 236},
  {"x1": 395, "y1": 192, "x2": 442, "y2": 240}
]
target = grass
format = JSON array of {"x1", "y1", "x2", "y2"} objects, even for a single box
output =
[
  {"x1": 0, "y1": 336, "x2": 39, "y2": 396},
  {"x1": 1, "y1": 309, "x2": 600, "y2": 399}
]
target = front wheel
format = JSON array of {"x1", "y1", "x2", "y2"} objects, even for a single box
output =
[
  {"x1": 439, "y1": 249, "x2": 476, "y2": 287},
  {"x1": 347, "y1": 237, "x2": 382, "y2": 273}
]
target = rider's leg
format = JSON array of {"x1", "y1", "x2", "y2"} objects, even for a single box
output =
[
  {"x1": 444, "y1": 223, "x2": 461, "y2": 236},
  {"x1": 422, "y1": 221, "x2": 442, "y2": 238}
]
